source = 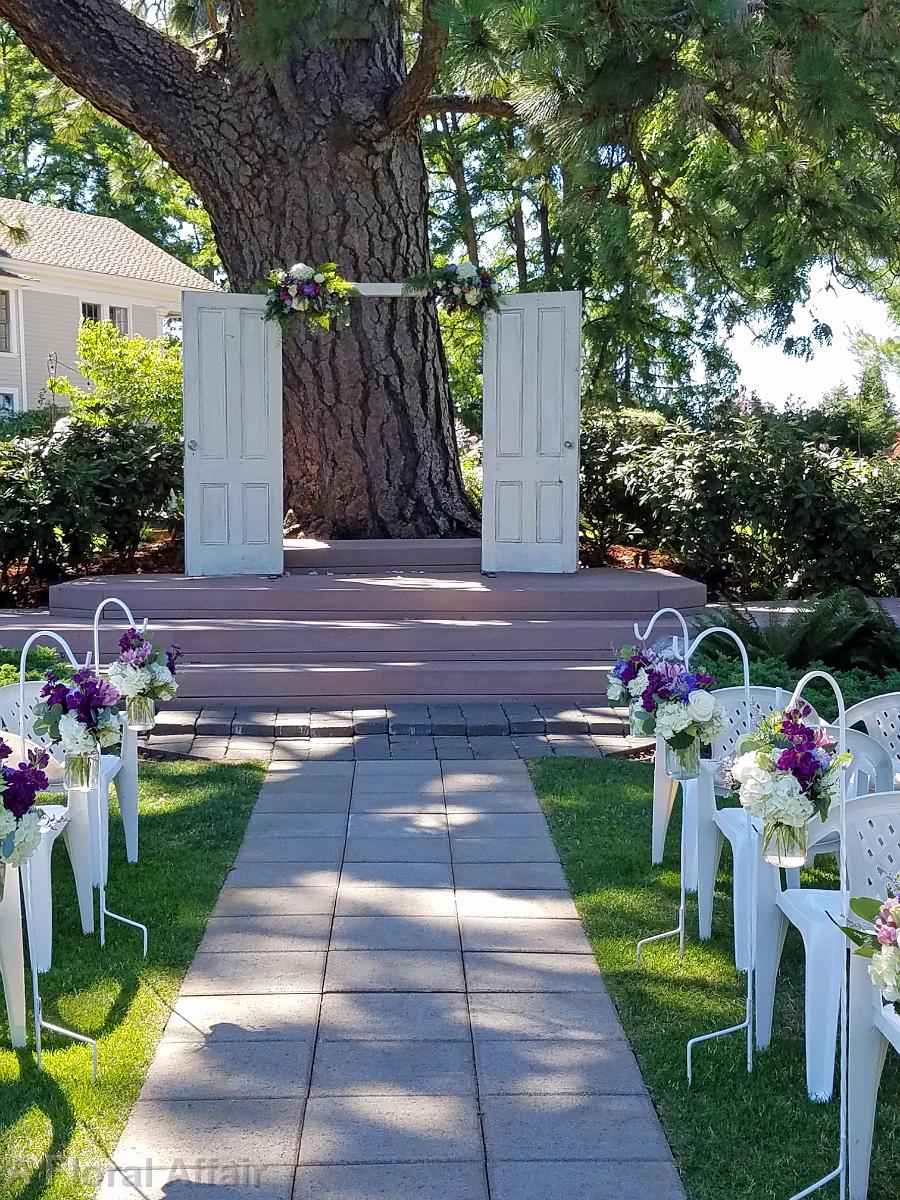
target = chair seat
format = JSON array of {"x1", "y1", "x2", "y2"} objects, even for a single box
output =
[
  {"x1": 713, "y1": 806, "x2": 746, "y2": 840},
  {"x1": 777, "y1": 887, "x2": 842, "y2": 930}
]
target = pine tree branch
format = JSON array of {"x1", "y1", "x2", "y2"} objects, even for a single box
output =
[
  {"x1": 421, "y1": 94, "x2": 517, "y2": 121},
  {"x1": 387, "y1": 0, "x2": 448, "y2": 129},
  {"x1": 0, "y1": 0, "x2": 218, "y2": 174}
]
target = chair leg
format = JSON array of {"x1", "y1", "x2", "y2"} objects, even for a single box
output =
[
  {"x1": 652, "y1": 741, "x2": 678, "y2": 865},
  {"x1": 754, "y1": 871, "x2": 787, "y2": 1051},
  {"x1": 801, "y1": 923, "x2": 844, "y2": 1102},
  {"x1": 730, "y1": 832, "x2": 753, "y2": 973},
  {"x1": 849, "y1": 956, "x2": 888, "y2": 1200},
  {"x1": 696, "y1": 773, "x2": 723, "y2": 941},
  {"x1": 0, "y1": 867, "x2": 26, "y2": 1048},
  {"x1": 61, "y1": 793, "x2": 95, "y2": 936},
  {"x1": 117, "y1": 727, "x2": 140, "y2": 863},
  {"x1": 26, "y1": 838, "x2": 55, "y2": 974}
]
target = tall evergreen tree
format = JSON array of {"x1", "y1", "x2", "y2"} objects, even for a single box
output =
[{"x1": 1, "y1": 0, "x2": 897, "y2": 533}]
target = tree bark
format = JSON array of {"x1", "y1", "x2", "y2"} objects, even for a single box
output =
[{"x1": 0, "y1": 0, "x2": 479, "y2": 538}]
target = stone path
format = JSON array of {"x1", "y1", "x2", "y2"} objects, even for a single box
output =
[{"x1": 99, "y1": 758, "x2": 683, "y2": 1200}]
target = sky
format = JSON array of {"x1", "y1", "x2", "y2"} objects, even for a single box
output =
[{"x1": 729, "y1": 264, "x2": 899, "y2": 408}]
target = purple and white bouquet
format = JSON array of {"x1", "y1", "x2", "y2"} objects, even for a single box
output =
[
  {"x1": 108, "y1": 628, "x2": 181, "y2": 731},
  {"x1": 841, "y1": 887, "x2": 900, "y2": 1009},
  {"x1": 634, "y1": 661, "x2": 725, "y2": 779},
  {"x1": 0, "y1": 739, "x2": 49, "y2": 890},
  {"x1": 33, "y1": 670, "x2": 122, "y2": 788},
  {"x1": 262, "y1": 262, "x2": 357, "y2": 332},
  {"x1": 607, "y1": 645, "x2": 658, "y2": 734},
  {"x1": 729, "y1": 703, "x2": 850, "y2": 867},
  {"x1": 403, "y1": 261, "x2": 501, "y2": 317}
]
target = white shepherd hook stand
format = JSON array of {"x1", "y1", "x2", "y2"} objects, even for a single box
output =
[
  {"x1": 17, "y1": 630, "x2": 99, "y2": 1079},
  {"x1": 636, "y1": 623, "x2": 752, "y2": 986},
  {"x1": 89, "y1": 598, "x2": 149, "y2": 957}
]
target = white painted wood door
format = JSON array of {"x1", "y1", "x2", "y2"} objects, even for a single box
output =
[
  {"x1": 182, "y1": 291, "x2": 283, "y2": 576},
  {"x1": 481, "y1": 291, "x2": 581, "y2": 572}
]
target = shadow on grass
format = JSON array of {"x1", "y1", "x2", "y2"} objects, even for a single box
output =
[{"x1": 0, "y1": 758, "x2": 265, "y2": 1200}]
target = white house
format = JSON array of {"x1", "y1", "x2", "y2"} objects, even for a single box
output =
[{"x1": 0, "y1": 196, "x2": 216, "y2": 414}]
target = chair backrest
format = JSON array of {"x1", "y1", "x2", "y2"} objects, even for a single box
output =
[
  {"x1": 0, "y1": 680, "x2": 57, "y2": 756},
  {"x1": 834, "y1": 726, "x2": 894, "y2": 798},
  {"x1": 845, "y1": 693, "x2": 900, "y2": 771},
  {"x1": 844, "y1": 792, "x2": 900, "y2": 896},
  {"x1": 710, "y1": 686, "x2": 792, "y2": 761}
]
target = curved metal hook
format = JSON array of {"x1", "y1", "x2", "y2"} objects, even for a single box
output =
[
  {"x1": 92, "y1": 597, "x2": 147, "y2": 675},
  {"x1": 686, "y1": 626, "x2": 751, "y2": 714},
  {"x1": 17, "y1": 630, "x2": 84, "y2": 747},
  {"x1": 633, "y1": 607, "x2": 689, "y2": 657}
]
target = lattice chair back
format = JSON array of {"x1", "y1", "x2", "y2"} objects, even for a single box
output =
[
  {"x1": 845, "y1": 693, "x2": 900, "y2": 776},
  {"x1": 0, "y1": 682, "x2": 61, "y2": 764},
  {"x1": 844, "y1": 793, "x2": 900, "y2": 897},
  {"x1": 708, "y1": 686, "x2": 794, "y2": 763}
]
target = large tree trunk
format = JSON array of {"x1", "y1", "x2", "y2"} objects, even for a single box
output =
[{"x1": 0, "y1": 0, "x2": 479, "y2": 539}]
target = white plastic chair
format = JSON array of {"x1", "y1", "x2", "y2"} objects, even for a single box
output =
[
  {"x1": 845, "y1": 795, "x2": 900, "y2": 1199},
  {"x1": 0, "y1": 685, "x2": 99, "y2": 970},
  {"x1": 845, "y1": 693, "x2": 900, "y2": 783},
  {"x1": 693, "y1": 685, "x2": 795, "y2": 966},
  {"x1": 753, "y1": 729, "x2": 892, "y2": 1102},
  {"x1": 0, "y1": 864, "x2": 25, "y2": 1048}
]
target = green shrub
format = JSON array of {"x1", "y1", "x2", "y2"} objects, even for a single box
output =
[
  {"x1": 0, "y1": 643, "x2": 69, "y2": 689},
  {"x1": 0, "y1": 416, "x2": 182, "y2": 599},
  {"x1": 45, "y1": 320, "x2": 183, "y2": 438},
  {"x1": 580, "y1": 410, "x2": 900, "y2": 596},
  {"x1": 695, "y1": 591, "x2": 900, "y2": 674},
  {"x1": 0, "y1": 405, "x2": 64, "y2": 442}
]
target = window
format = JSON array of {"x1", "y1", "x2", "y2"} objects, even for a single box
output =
[
  {"x1": 0, "y1": 390, "x2": 16, "y2": 415},
  {"x1": 81, "y1": 301, "x2": 101, "y2": 322},
  {"x1": 109, "y1": 305, "x2": 129, "y2": 334},
  {"x1": 0, "y1": 291, "x2": 10, "y2": 353}
]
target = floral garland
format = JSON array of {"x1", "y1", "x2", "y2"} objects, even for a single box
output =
[
  {"x1": 261, "y1": 262, "x2": 358, "y2": 332},
  {"x1": 403, "y1": 261, "x2": 501, "y2": 317},
  {"x1": 0, "y1": 740, "x2": 49, "y2": 882},
  {"x1": 728, "y1": 703, "x2": 850, "y2": 865},
  {"x1": 841, "y1": 887, "x2": 900, "y2": 1008}
]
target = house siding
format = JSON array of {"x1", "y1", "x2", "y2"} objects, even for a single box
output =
[
  {"x1": 0, "y1": 354, "x2": 21, "y2": 394},
  {"x1": 22, "y1": 289, "x2": 86, "y2": 406},
  {"x1": 131, "y1": 304, "x2": 160, "y2": 339}
]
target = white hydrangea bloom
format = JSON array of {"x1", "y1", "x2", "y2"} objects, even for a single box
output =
[
  {"x1": 289, "y1": 262, "x2": 314, "y2": 280},
  {"x1": 732, "y1": 751, "x2": 815, "y2": 824},
  {"x1": 870, "y1": 944, "x2": 900, "y2": 1003},
  {"x1": 456, "y1": 262, "x2": 478, "y2": 280},
  {"x1": 150, "y1": 661, "x2": 178, "y2": 699},
  {"x1": 0, "y1": 807, "x2": 16, "y2": 843},
  {"x1": 58, "y1": 711, "x2": 96, "y2": 756},
  {"x1": 607, "y1": 678, "x2": 626, "y2": 702},
  {"x1": 626, "y1": 667, "x2": 649, "y2": 699},
  {"x1": 96, "y1": 710, "x2": 122, "y2": 749},
  {"x1": 108, "y1": 662, "x2": 153, "y2": 700},
  {"x1": 654, "y1": 699, "x2": 693, "y2": 742}
]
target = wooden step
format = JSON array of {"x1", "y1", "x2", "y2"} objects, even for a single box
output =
[{"x1": 283, "y1": 537, "x2": 482, "y2": 573}]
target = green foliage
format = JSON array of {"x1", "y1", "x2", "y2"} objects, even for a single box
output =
[
  {"x1": 0, "y1": 642, "x2": 68, "y2": 689},
  {"x1": 0, "y1": 417, "x2": 182, "y2": 599},
  {"x1": 441, "y1": 309, "x2": 484, "y2": 433},
  {"x1": 0, "y1": 22, "x2": 217, "y2": 273},
  {"x1": 456, "y1": 423, "x2": 483, "y2": 509},
  {"x1": 45, "y1": 321, "x2": 183, "y2": 438},
  {"x1": 0, "y1": 405, "x2": 63, "y2": 442},
  {"x1": 801, "y1": 360, "x2": 900, "y2": 456},
  {"x1": 695, "y1": 591, "x2": 900, "y2": 674},
  {"x1": 587, "y1": 411, "x2": 900, "y2": 596}
]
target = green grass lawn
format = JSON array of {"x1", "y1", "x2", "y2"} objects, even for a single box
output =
[
  {"x1": 0, "y1": 759, "x2": 264, "y2": 1200},
  {"x1": 531, "y1": 756, "x2": 900, "y2": 1200}
]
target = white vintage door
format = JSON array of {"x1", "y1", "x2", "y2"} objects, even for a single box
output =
[
  {"x1": 182, "y1": 291, "x2": 283, "y2": 576},
  {"x1": 481, "y1": 291, "x2": 581, "y2": 572}
]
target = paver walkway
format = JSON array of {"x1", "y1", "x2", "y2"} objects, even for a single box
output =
[{"x1": 99, "y1": 758, "x2": 684, "y2": 1200}]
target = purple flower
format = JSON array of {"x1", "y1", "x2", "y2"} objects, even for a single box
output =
[
  {"x1": 1, "y1": 745, "x2": 49, "y2": 819},
  {"x1": 166, "y1": 645, "x2": 182, "y2": 675}
]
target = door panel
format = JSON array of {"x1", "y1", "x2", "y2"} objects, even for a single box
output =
[
  {"x1": 183, "y1": 292, "x2": 283, "y2": 576},
  {"x1": 482, "y1": 292, "x2": 581, "y2": 572}
]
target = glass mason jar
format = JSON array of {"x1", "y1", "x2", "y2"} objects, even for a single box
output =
[
  {"x1": 64, "y1": 752, "x2": 97, "y2": 790},
  {"x1": 628, "y1": 704, "x2": 651, "y2": 737},
  {"x1": 763, "y1": 821, "x2": 809, "y2": 869},
  {"x1": 665, "y1": 736, "x2": 701, "y2": 780},
  {"x1": 127, "y1": 694, "x2": 156, "y2": 732}
]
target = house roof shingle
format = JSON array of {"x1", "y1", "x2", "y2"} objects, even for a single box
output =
[{"x1": 0, "y1": 197, "x2": 216, "y2": 292}]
